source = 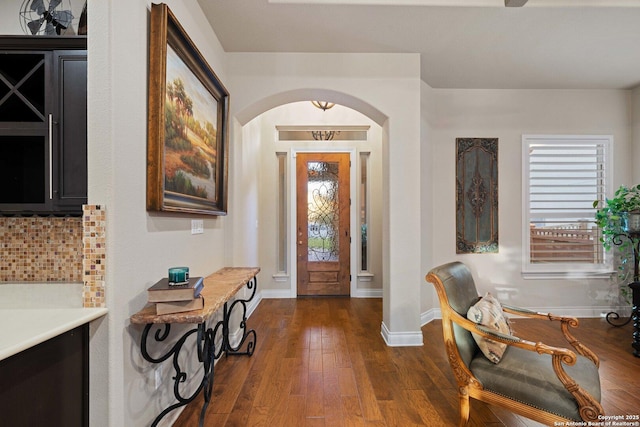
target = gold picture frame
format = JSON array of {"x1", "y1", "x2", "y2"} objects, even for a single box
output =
[{"x1": 147, "y1": 3, "x2": 229, "y2": 215}]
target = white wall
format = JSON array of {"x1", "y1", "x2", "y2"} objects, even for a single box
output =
[
  {"x1": 420, "y1": 81, "x2": 436, "y2": 321},
  {"x1": 227, "y1": 53, "x2": 424, "y2": 345},
  {"x1": 423, "y1": 87, "x2": 632, "y2": 315},
  {"x1": 88, "y1": 1, "x2": 230, "y2": 425},
  {"x1": 245, "y1": 102, "x2": 384, "y2": 297}
]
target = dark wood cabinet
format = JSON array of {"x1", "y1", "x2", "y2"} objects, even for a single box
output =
[
  {"x1": 0, "y1": 37, "x2": 87, "y2": 216},
  {"x1": 0, "y1": 324, "x2": 89, "y2": 427},
  {"x1": 54, "y1": 50, "x2": 88, "y2": 210}
]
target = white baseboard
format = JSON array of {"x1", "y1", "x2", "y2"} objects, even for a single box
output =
[
  {"x1": 380, "y1": 321, "x2": 423, "y2": 347},
  {"x1": 421, "y1": 308, "x2": 439, "y2": 326},
  {"x1": 259, "y1": 288, "x2": 382, "y2": 298},
  {"x1": 260, "y1": 289, "x2": 295, "y2": 299},
  {"x1": 352, "y1": 288, "x2": 383, "y2": 298}
]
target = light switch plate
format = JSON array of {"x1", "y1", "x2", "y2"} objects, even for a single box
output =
[{"x1": 191, "y1": 219, "x2": 204, "y2": 234}]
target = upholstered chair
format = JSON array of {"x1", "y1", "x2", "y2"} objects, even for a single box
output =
[{"x1": 426, "y1": 261, "x2": 603, "y2": 427}]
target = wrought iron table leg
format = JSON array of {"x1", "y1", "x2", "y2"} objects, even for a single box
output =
[
  {"x1": 141, "y1": 320, "x2": 228, "y2": 427},
  {"x1": 196, "y1": 320, "x2": 226, "y2": 427},
  {"x1": 630, "y1": 281, "x2": 640, "y2": 357},
  {"x1": 223, "y1": 276, "x2": 258, "y2": 357},
  {"x1": 607, "y1": 234, "x2": 637, "y2": 334},
  {"x1": 140, "y1": 274, "x2": 259, "y2": 425},
  {"x1": 605, "y1": 310, "x2": 632, "y2": 327},
  {"x1": 140, "y1": 323, "x2": 214, "y2": 427}
]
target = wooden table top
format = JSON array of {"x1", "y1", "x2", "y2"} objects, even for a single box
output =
[{"x1": 130, "y1": 267, "x2": 260, "y2": 325}]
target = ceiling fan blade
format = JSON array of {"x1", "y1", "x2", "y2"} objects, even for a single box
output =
[
  {"x1": 30, "y1": 0, "x2": 45, "y2": 15},
  {"x1": 27, "y1": 18, "x2": 44, "y2": 35},
  {"x1": 505, "y1": 0, "x2": 528, "y2": 6}
]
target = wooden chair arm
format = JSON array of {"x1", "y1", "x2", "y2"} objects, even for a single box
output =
[
  {"x1": 501, "y1": 304, "x2": 599, "y2": 367},
  {"x1": 502, "y1": 304, "x2": 573, "y2": 322},
  {"x1": 451, "y1": 312, "x2": 604, "y2": 420},
  {"x1": 450, "y1": 311, "x2": 575, "y2": 360},
  {"x1": 502, "y1": 304, "x2": 548, "y2": 318}
]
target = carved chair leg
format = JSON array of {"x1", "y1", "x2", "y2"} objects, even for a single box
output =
[{"x1": 459, "y1": 387, "x2": 470, "y2": 427}]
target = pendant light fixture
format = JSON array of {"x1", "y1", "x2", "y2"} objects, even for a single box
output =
[{"x1": 311, "y1": 101, "x2": 335, "y2": 111}]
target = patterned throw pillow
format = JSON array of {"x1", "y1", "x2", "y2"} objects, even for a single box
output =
[{"x1": 466, "y1": 292, "x2": 511, "y2": 364}]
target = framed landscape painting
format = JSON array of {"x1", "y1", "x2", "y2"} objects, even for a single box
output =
[{"x1": 147, "y1": 3, "x2": 229, "y2": 215}]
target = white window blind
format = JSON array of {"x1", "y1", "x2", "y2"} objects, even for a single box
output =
[{"x1": 522, "y1": 135, "x2": 611, "y2": 276}]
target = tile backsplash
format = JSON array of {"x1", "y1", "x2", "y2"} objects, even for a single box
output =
[
  {"x1": 82, "y1": 205, "x2": 106, "y2": 307},
  {"x1": 0, "y1": 205, "x2": 107, "y2": 308},
  {"x1": 0, "y1": 217, "x2": 83, "y2": 282}
]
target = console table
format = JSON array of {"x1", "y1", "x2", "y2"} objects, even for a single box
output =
[{"x1": 130, "y1": 267, "x2": 260, "y2": 426}]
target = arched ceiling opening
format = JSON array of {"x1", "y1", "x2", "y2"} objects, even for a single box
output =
[{"x1": 234, "y1": 88, "x2": 387, "y2": 127}]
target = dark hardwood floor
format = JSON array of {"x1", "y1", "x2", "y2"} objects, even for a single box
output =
[{"x1": 173, "y1": 298, "x2": 640, "y2": 426}]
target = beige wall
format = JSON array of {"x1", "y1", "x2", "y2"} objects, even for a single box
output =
[
  {"x1": 226, "y1": 52, "x2": 424, "y2": 345},
  {"x1": 420, "y1": 82, "x2": 436, "y2": 319},
  {"x1": 90, "y1": 2, "x2": 424, "y2": 425},
  {"x1": 88, "y1": 1, "x2": 229, "y2": 425},
  {"x1": 422, "y1": 87, "x2": 632, "y2": 315}
]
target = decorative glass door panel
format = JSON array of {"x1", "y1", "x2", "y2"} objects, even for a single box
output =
[
  {"x1": 296, "y1": 153, "x2": 350, "y2": 296},
  {"x1": 307, "y1": 161, "x2": 339, "y2": 262}
]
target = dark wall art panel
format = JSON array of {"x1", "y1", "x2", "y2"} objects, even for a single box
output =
[{"x1": 456, "y1": 138, "x2": 498, "y2": 253}]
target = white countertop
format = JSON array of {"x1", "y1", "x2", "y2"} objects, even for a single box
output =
[
  {"x1": 0, "y1": 282, "x2": 108, "y2": 361},
  {"x1": 0, "y1": 307, "x2": 108, "y2": 361}
]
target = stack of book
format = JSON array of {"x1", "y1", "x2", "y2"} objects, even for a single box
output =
[{"x1": 147, "y1": 276, "x2": 205, "y2": 315}]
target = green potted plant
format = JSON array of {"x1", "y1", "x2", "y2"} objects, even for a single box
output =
[
  {"x1": 594, "y1": 184, "x2": 640, "y2": 305},
  {"x1": 594, "y1": 184, "x2": 640, "y2": 249}
]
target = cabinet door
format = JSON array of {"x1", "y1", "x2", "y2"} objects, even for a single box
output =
[
  {"x1": 52, "y1": 51, "x2": 87, "y2": 212},
  {"x1": 0, "y1": 324, "x2": 89, "y2": 426},
  {"x1": 0, "y1": 51, "x2": 54, "y2": 213}
]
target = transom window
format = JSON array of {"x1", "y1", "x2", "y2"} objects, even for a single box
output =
[{"x1": 522, "y1": 135, "x2": 612, "y2": 277}]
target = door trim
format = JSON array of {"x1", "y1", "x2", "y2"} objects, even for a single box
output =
[{"x1": 289, "y1": 147, "x2": 357, "y2": 297}]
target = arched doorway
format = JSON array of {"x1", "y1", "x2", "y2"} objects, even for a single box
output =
[
  {"x1": 228, "y1": 83, "x2": 423, "y2": 347},
  {"x1": 236, "y1": 101, "x2": 383, "y2": 299}
]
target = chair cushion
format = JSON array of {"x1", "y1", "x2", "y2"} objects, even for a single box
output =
[
  {"x1": 467, "y1": 292, "x2": 511, "y2": 363},
  {"x1": 470, "y1": 346, "x2": 601, "y2": 421}
]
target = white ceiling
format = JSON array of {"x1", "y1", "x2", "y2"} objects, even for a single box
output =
[{"x1": 198, "y1": 0, "x2": 640, "y2": 89}]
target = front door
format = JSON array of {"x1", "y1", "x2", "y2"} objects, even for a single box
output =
[{"x1": 296, "y1": 152, "x2": 350, "y2": 296}]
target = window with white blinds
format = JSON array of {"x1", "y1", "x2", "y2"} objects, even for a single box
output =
[{"x1": 522, "y1": 135, "x2": 612, "y2": 277}]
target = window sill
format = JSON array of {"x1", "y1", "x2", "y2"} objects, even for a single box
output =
[
  {"x1": 357, "y1": 272, "x2": 374, "y2": 282},
  {"x1": 272, "y1": 273, "x2": 289, "y2": 282},
  {"x1": 521, "y1": 270, "x2": 614, "y2": 280}
]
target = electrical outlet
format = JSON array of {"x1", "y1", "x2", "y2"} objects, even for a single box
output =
[
  {"x1": 154, "y1": 365, "x2": 162, "y2": 390},
  {"x1": 191, "y1": 219, "x2": 204, "y2": 234}
]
